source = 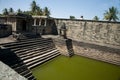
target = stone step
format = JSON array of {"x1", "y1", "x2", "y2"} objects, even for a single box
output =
[
  {"x1": 27, "y1": 74, "x2": 36, "y2": 80},
  {"x1": 3, "y1": 39, "x2": 53, "y2": 49},
  {"x1": 19, "y1": 69, "x2": 31, "y2": 76},
  {"x1": 19, "y1": 69, "x2": 36, "y2": 80},
  {"x1": 19, "y1": 47, "x2": 56, "y2": 59},
  {"x1": 25, "y1": 50, "x2": 59, "y2": 65},
  {"x1": 11, "y1": 62, "x2": 24, "y2": 69},
  {"x1": 26, "y1": 50, "x2": 60, "y2": 67},
  {"x1": 24, "y1": 49, "x2": 58, "y2": 63},
  {"x1": 28, "y1": 53, "x2": 60, "y2": 69},
  {"x1": 24, "y1": 72, "x2": 33, "y2": 78},
  {"x1": 14, "y1": 64, "x2": 28, "y2": 73},
  {"x1": 13, "y1": 64, "x2": 28, "y2": 71},
  {"x1": 14, "y1": 64, "x2": 35, "y2": 80},
  {"x1": 3, "y1": 59, "x2": 22, "y2": 67},
  {"x1": 20, "y1": 48, "x2": 57, "y2": 60},
  {"x1": 1, "y1": 38, "x2": 47, "y2": 47},
  {"x1": 14, "y1": 42, "x2": 54, "y2": 54}
]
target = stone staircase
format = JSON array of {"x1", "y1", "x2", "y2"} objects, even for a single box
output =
[
  {"x1": 0, "y1": 38, "x2": 60, "y2": 79},
  {"x1": 0, "y1": 48, "x2": 35, "y2": 80},
  {"x1": 12, "y1": 32, "x2": 40, "y2": 40}
]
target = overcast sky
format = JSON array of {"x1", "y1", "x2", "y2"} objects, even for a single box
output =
[{"x1": 0, "y1": 0, "x2": 119, "y2": 20}]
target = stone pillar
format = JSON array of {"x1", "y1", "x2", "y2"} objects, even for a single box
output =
[
  {"x1": 39, "y1": 19, "x2": 41, "y2": 26},
  {"x1": 34, "y1": 19, "x2": 36, "y2": 26},
  {"x1": 45, "y1": 19, "x2": 47, "y2": 26}
]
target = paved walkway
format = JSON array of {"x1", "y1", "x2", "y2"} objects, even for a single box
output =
[
  {"x1": 42, "y1": 35, "x2": 59, "y2": 39},
  {"x1": 0, "y1": 35, "x2": 16, "y2": 44},
  {"x1": 0, "y1": 35, "x2": 59, "y2": 44}
]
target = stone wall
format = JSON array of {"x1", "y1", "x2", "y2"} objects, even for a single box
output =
[
  {"x1": 55, "y1": 19, "x2": 120, "y2": 48},
  {"x1": 0, "y1": 61, "x2": 27, "y2": 80},
  {"x1": 0, "y1": 17, "x2": 6, "y2": 24},
  {"x1": 54, "y1": 38, "x2": 74, "y2": 57},
  {"x1": 54, "y1": 18, "x2": 120, "y2": 65},
  {"x1": 72, "y1": 40, "x2": 120, "y2": 65},
  {"x1": 0, "y1": 24, "x2": 12, "y2": 37}
]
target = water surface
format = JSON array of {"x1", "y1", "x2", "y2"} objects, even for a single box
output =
[{"x1": 31, "y1": 55, "x2": 120, "y2": 80}]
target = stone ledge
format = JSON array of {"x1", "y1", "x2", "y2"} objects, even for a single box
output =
[{"x1": 0, "y1": 61, "x2": 27, "y2": 80}]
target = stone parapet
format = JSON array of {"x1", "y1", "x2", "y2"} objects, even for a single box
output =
[
  {"x1": 54, "y1": 19, "x2": 120, "y2": 47},
  {"x1": 0, "y1": 61, "x2": 27, "y2": 80}
]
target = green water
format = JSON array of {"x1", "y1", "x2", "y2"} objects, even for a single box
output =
[{"x1": 31, "y1": 55, "x2": 120, "y2": 80}]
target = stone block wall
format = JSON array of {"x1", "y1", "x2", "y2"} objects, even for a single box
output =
[
  {"x1": 54, "y1": 19, "x2": 120, "y2": 65},
  {"x1": 31, "y1": 25, "x2": 53, "y2": 35},
  {"x1": 0, "y1": 24, "x2": 12, "y2": 37},
  {"x1": 72, "y1": 40, "x2": 120, "y2": 65},
  {"x1": 31, "y1": 25, "x2": 44, "y2": 35},
  {"x1": 54, "y1": 38, "x2": 74, "y2": 57},
  {"x1": 55, "y1": 19, "x2": 120, "y2": 48}
]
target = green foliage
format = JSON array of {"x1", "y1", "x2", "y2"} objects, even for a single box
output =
[
  {"x1": 2, "y1": 8, "x2": 8, "y2": 15},
  {"x1": 93, "y1": 16, "x2": 99, "y2": 21},
  {"x1": 17, "y1": 9, "x2": 22, "y2": 13},
  {"x1": 43, "y1": 7, "x2": 50, "y2": 16},
  {"x1": 36, "y1": 6, "x2": 43, "y2": 15},
  {"x1": 31, "y1": 1, "x2": 37, "y2": 13},
  {"x1": 23, "y1": 11, "x2": 32, "y2": 15},
  {"x1": 70, "y1": 16, "x2": 75, "y2": 19},
  {"x1": 30, "y1": 1, "x2": 50, "y2": 16},
  {"x1": 9, "y1": 8, "x2": 14, "y2": 13},
  {"x1": 104, "y1": 6, "x2": 119, "y2": 21},
  {"x1": 1, "y1": 0, "x2": 51, "y2": 16}
]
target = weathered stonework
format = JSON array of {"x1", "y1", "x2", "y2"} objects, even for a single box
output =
[
  {"x1": 0, "y1": 24, "x2": 12, "y2": 37},
  {"x1": 0, "y1": 61, "x2": 27, "y2": 80},
  {"x1": 54, "y1": 38, "x2": 74, "y2": 57},
  {"x1": 54, "y1": 19, "x2": 120, "y2": 65},
  {"x1": 55, "y1": 19, "x2": 120, "y2": 48},
  {"x1": 72, "y1": 41, "x2": 120, "y2": 65},
  {"x1": 0, "y1": 15, "x2": 120, "y2": 65}
]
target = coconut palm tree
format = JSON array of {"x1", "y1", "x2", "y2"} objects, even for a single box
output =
[
  {"x1": 36, "y1": 6, "x2": 42, "y2": 15},
  {"x1": 104, "y1": 6, "x2": 119, "y2": 21},
  {"x1": 3, "y1": 8, "x2": 8, "y2": 15},
  {"x1": 31, "y1": 0, "x2": 43, "y2": 15},
  {"x1": 43, "y1": 7, "x2": 50, "y2": 16},
  {"x1": 93, "y1": 16, "x2": 99, "y2": 21},
  {"x1": 17, "y1": 9, "x2": 22, "y2": 13},
  {"x1": 9, "y1": 8, "x2": 14, "y2": 14},
  {"x1": 31, "y1": 0, "x2": 37, "y2": 14}
]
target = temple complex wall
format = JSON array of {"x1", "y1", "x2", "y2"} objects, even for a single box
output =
[
  {"x1": 0, "y1": 24, "x2": 12, "y2": 37},
  {"x1": 54, "y1": 19, "x2": 120, "y2": 48},
  {"x1": 54, "y1": 19, "x2": 120, "y2": 65}
]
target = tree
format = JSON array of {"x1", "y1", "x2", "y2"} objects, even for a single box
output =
[
  {"x1": 31, "y1": 0, "x2": 37, "y2": 15},
  {"x1": 9, "y1": 8, "x2": 14, "y2": 14},
  {"x1": 3, "y1": 8, "x2": 8, "y2": 15},
  {"x1": 93, "y1": 16, "x2": 99, "y2": 21},
  {"x1": 43, "y1": 7, "x2": 50, "y2": 16},
  {"x1": 17, "y1": 9, "x2": 22, "y2": 13},
  {"x1": 70, "y1": 16, "x2": 75, "y2": 19},
  {"x1": 23, "y1": 11, "x2": 32, "y2": 15},
  {"x1": 104, "y1": 6, "x2": 119, "y2": 21},
  {"x1": 36, "y1": 6, "x2": 42, "y2": 15},
  {"x1": 30, "y1": 0, "x2": 43, "y2": 15}
]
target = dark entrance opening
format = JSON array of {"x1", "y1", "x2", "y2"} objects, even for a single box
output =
[{"x1": 22, "y1": 20, "x2": 26, "y2": 31}]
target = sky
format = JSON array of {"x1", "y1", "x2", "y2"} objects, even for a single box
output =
[{"x1": 0, "y1": 0, "x2": 119, "y2": 20}]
